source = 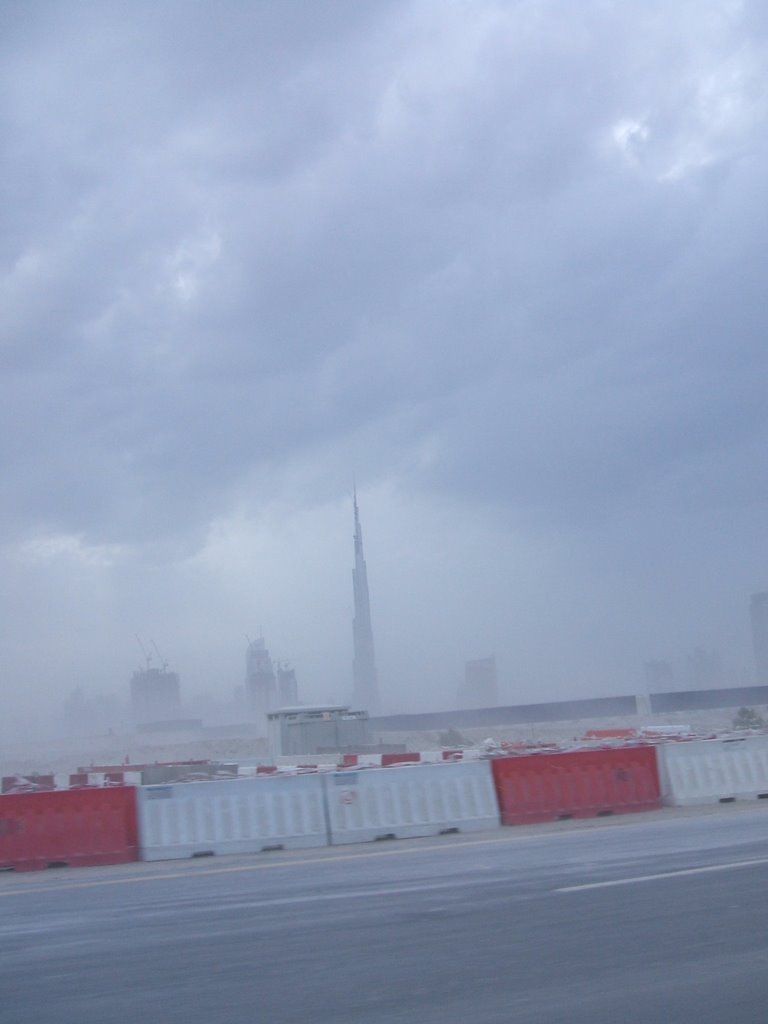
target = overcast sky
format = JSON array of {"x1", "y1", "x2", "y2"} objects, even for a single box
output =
[{"x1": 2, "y1": 0, "x2": 768, "y2": 730}]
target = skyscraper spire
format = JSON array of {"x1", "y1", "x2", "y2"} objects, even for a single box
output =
[{"x1": 352, "y1": 490, "x2": 380, "y2": 713}]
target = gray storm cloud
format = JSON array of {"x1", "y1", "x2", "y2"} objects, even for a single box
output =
[{"x1": 1, "y1": 1, "x2": 767, "y2": 724}]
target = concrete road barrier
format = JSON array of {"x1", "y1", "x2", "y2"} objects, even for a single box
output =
[
  {"x1": 0, "y1": 786, "x2": 138, "y2": 871},
  {"x1": 657, "y1": 736, "x2": 768, "y2": 805},
  {"x1": 491, "y1": 746, "x2": 662, "y2": 825},
  {"x1": 137, "y1": 774, "x2": 328, "y2": 860},
  {"x1": 324, "y1": 761, "x2": 500, "y2": 844}
]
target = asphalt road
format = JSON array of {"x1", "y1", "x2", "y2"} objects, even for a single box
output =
[{"x1": 2, "y1": 805, "x2": 768, "y2": 1023}]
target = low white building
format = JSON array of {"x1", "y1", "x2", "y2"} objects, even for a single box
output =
[{"x1": 267, "y1": 705, "x2": 369, "y2": 758}]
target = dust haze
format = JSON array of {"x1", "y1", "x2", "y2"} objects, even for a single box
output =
[{"x1": 2, "y1": 1, "x2": 768, "y2": 745}]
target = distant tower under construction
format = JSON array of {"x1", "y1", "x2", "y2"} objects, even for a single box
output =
[
  {"x1": 130, "y1": 661, "x2": 181, "y2": 726},
  {"x1": 352, "y1": 491, "x2": 380, "y2": 714}
]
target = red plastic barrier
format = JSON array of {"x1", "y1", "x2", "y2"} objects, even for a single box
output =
[
  {"x1": 0, "y1": 786, "x2": 139, "y2": 871},
  {"x1": 381, "y1": 753, "x2": 421, "y2": 766},
  {"x1": 491, "y1": 746, "x2": 661, "y2": 825}
]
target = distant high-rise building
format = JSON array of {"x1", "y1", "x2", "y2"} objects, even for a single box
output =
[
  {"x1": 457, "y1": 656, "x2": 498, "y2": 709},
  {"x1": 245, "y1": 638, "x2": 277, "y2": 724},
  {"x1": 276, "y1": 663, "x2": 299, "y2": 706},
  {"x1": 352, "y1": 492, "x2": 380, "y2": 714},
  {"x1": 130, "y1": 664, "x2": 181, "y2": 725},
  {"x1": 65, "y1": 688, "x2": 122, "y2": 735},
  {"x1": 687, "y1": 648, "x2": 723, "y2": 689},
  {"x1": 751, "y1": 593, "x2": 768, "y2": 685},
  {"x1": 643, "y1": 659, "x2": 675, "y2": 691}
]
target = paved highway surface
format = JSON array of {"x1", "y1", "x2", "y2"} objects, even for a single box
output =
[{"x1": 2, "y1": 805, "x2": 768, "y2": 1023}]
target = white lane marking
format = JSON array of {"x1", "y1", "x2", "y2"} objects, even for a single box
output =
[
  {"x1": 232, "y1": 876, "x2": 499, "y2": 910},
  {"x1": 556, "y1": 856, "x2": 768, "y2": 893}
]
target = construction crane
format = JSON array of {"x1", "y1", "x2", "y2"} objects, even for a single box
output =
[
  {"x1": 135, "y1": 635, "x2": 152, "y2": 670},
  {"x1": 151, "y1": 640, "x2": 169, "y2": 672}
]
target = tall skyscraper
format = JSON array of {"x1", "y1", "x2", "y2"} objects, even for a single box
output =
[
  {"x1": 643, "y1": 659, "x2": 675, "y2": 691},
  {"x1": 457, "y1": 656, "x2": 498, "y2": 709},
  {"x1": 276, "y1": 663, "x2": 299, "y2": 706},
  {"x1": 687, "y1": 647, "x2": 723, "y2": 689},
  {"x1": 352, "y1": 491, "x2": 380, "y2": 714},
  {"x1": 750, "y1": 592, "x2": 768, "y2": 685},
  {"x1": 245, "y1": 637, "x2": 277, "y2": 724}
]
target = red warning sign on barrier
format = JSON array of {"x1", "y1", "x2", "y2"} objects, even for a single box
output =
[
  {"x1": 491, "y1": 746, "x2": 661, "y2": 825},
  {"x1": 0, "y1": 786, "x2": 139, "y2": 871}
]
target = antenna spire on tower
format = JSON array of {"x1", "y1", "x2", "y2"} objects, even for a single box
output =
[{"x1": 351, "y1": 491, "x2": 380, "y2": 714}]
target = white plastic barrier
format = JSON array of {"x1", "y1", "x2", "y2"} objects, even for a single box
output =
[
  {"x1": 136, "y1": 775, "x2": 329, "y2": 860},
  {"x1": 657, "y1": 736, "x2": 768, "y2": 806},
  {"x1": 324, "y1": 761, "x2": 500, "y2": 845},
  {"x1": 351, "y1": 754, "x2": 388, "y2": 767},
  {"x1": 448, "y1": 748, "x2": 482, "y2": 761}
]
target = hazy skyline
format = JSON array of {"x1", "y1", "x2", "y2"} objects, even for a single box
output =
[{"x1": 2, "y1": 1, "x2": 768, "y2": 732}]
